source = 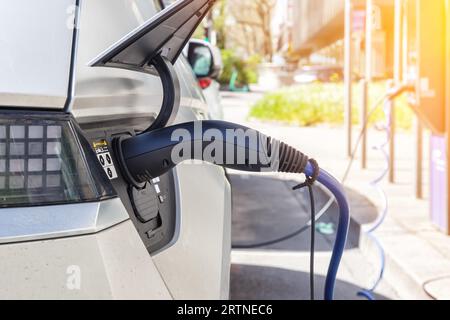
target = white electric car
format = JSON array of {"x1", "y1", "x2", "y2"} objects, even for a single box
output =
[{"x1": 0, "y1": 0, "x2": 231, "y2": 299}]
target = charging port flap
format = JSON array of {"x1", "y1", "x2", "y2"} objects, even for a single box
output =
[
  {"x1": 88, "y1": 0, "x2": 216, "y2": 131},
  {"x1": 88, "y1": 0, "x2": 215, "y2": 75}
]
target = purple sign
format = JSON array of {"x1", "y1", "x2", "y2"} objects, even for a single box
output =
[
  {"x1": 353, "y1": 10, "x2": 366, "y2": 32},
  {"x1": 430, "y1": 135, "x2": 447, "y2": 232}
]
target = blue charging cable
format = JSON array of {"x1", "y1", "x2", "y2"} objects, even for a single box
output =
[
  {"x1": 305, "y1": 162, "x2": 350, "y2": 300},
  {"x1": 357, "y1": 94, "x2": 392, "y2": 300},
  {"x1": 340, "y1": 84, "x2": 414, "y2": 300}
]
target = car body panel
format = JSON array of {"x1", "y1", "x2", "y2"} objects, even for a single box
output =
[
  {"x1": 202, "y1": 79, "x2": 223, "y2": 120},
  {"x1": 0, "y1": 0, "x2": 75, "y2": 109},
  {"x1": 0, "y1": 199, "x2": 128, "y2": 245},
  {"x1": 72, "y1": 0, "x2": 210, "y2": 121},
  {"x1": 153, "y1": 144, "x2": 231, "y2": 300},
  {"x1": 72, "y1": 0, "x2": 165, "y2": 120},
  {"x1": 0, "y1": 221, "x2": 171, "y2": 300}
]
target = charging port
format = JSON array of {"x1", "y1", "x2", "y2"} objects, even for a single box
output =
[{"x1": 81, "y1": 123, "x2": 178, "y2": 254}]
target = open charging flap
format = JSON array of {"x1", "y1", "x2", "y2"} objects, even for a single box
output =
[
  {"x1": 89, "y1": 0, "x2": 216, "y2": 131},
  {"x1": 86, "y1": 0, "x2": 217, "y2": 253}
]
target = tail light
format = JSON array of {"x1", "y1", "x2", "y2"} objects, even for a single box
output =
[
  {"x1": 198, "y1": 77, "x2": 213, "y2": 89},
  {"x1": 0, "y1": 112, "x2": 116, "y2": 208}
]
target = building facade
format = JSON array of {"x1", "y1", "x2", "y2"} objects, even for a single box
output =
[{"x1": 282, "y1": 0, "x2": 395, "y2": 78}]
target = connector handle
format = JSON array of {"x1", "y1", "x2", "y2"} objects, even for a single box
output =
[{"x1": 118, "y1": 120, "x2": 309, "y2": 185}]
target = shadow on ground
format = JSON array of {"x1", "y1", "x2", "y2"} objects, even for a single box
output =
[
  {"x1": 229, "y1": 173, "x2": 365, "y2": 252},
  {"x1": 230, "y1": 264, "x2": 390, "y2": 300},
  {"x1": 229, "y1": 172, "x2": 388, "y2": 300}
]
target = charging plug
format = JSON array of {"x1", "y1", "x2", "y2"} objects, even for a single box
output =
[
  {"x1": 115, "y1": 120, "x2": 310, "y2": 187},
  {"x1": 114, "y1": 120, "x2": 350, "y2": 300}
]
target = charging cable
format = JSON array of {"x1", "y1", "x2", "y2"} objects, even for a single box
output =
[
  {"x1": 342, "y1": 84, "x2": 415, "y2": 184},
  {"x1": 293, "y1": 160, "x2": 319, "y2": 300},
  {"x1": 340, "y1": 83, "x2": 415, "y2": 300},
  {"x1": 232, "y1": 89, "x2": 406, "y2": 254},
  {"x1": 114, "y1": 120, "x2": 350, "y2": 300},
  {"x1": 357, "y1": 93, "x2": 392, "y2": 300},
  {"x1": 236, "y1": 83, "x2": 413, "y2": 299},
  {"x1": 231, "y1": 163, "x2": 333, "y2": 301},
  {"x1": 232, "y1": 83, "x2": 414, "y2": 299},
  {"x1": 231, "y1": 171, "x2": 335, "y2": 301}
]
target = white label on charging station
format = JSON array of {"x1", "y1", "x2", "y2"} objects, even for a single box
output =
[{"x1": 93, "y1": 140, "x2": 118, "y2": 180}]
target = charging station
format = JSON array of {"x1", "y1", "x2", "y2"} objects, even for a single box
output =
[{"x1": 404, "y1": 0, "x2": 450, "y2": 233}]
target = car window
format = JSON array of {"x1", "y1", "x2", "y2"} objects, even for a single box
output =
[{"x1": 191, "y1": 46, "x2": 212, "y2": 77}]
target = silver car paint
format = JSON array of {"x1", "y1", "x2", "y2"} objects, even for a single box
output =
[
  {"x1": 0, "y1": 198, "x2": 128, "y2": 245},
  {"x1": 72, "y1": 0, "x2": 207, "y2": 121},
  {"x1": 0, "y1": 0, "x2": 231, "y2": 299},
  {"x1": 152, "y1": 111, "x2": 231, "y2": 300},
  {"x1": 0, "y1": 221, "x2": 172, "y2": 300},
  {"x1": 0, "y1": 0, "x2": 75, "y2": 109},
  {"x1": 203, "y1": 79, "x2": 224, "y2": 120}
]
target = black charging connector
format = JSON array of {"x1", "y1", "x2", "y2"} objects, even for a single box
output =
[{"x1": 116, "y1": 120, "x2": 310, "y2": 186}]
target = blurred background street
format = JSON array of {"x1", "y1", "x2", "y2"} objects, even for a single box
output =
[
  {"x1": 222, "y1": 88, "x2": 449, "y2": 300},
  {"x1": 222, "y1": 91, "x2": 399, "y2": 300},
  {"x1": 173, "y1": 0, "x2": 450, "y2": 300}
]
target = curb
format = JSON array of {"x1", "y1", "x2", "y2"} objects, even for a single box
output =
[{"x1": 345, "y1": 182, "x2": 433, "y2": 300}]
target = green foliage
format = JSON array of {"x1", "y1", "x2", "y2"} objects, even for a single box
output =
[
  {"x1": 245, "y1": 54, "x2": 262, "y2": 84},
  {"x1": 212, "y1": 0, "x2": 227, "y2": 49},
  {"x1": 192, "y1": 26, "x2": 206, "y2": 40},
  {"x1": 191, "y1": 0, "x2": 227, "y2": 48},
  {"x1": 249, "y1": 82, "x2": 414, "y2": 129},
  {"x1": 219, "y1": 50, "x2": 262, "y2": 86}
]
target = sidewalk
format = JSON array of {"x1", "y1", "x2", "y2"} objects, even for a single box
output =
[{"x1": 223, "y1": 90, "x2": 450, "y2": 300}]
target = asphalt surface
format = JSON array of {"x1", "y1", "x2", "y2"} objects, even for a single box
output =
[{"x1": 229, "y1": 172, "x2": 392, "y2": 300}]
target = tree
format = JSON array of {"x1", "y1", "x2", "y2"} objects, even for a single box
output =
[
  {"x1": 192, "y1": 0, "x2": 228, "y2": 50},
  {"x1": 226, "y1": 0, "x2": 276, "y2": 61},
  {"x1": 211, "y1": 0, "x2": 228, "y2": 49}
]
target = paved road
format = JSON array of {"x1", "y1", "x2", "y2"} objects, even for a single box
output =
[{"x1": 222, "y1": 91, "x2": 400, "y2": 300}]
